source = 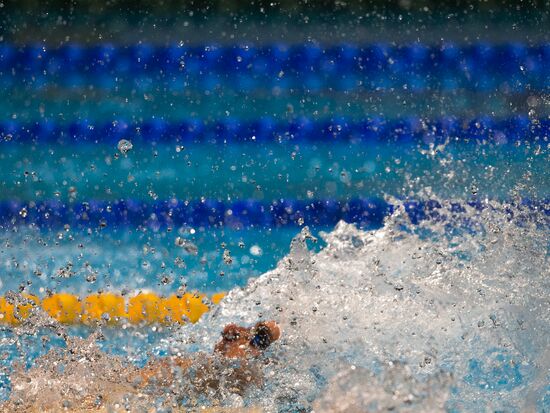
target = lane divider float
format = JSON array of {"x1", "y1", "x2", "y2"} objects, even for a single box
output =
[
  {"x1": 1, "y1": 116, "x2": 547, "y2": 143},
  {"x1": 1, "y1": 43, "x2": 547, "y2": 93},
  {"x1": 0, "y1": 291, "x2": 226, "y2": 326}
]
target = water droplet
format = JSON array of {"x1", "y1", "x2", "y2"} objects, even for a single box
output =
[
  {"x1": 223, "y1": 249, "x2": 233, "y2": 265},
  {"x1": 117, "y1": 139, "x2": 133, "y2": 155},
  {"x1": 175, "y1": 237, "x2": 198, "y2": 255},
  {"x1": 250, "y1": 245, "x2": 262, "y2": 256},
  {"x1": 174, "y1": 257, "x2": 186, "y2": 268},
  {"x1": 159, "y1": 275, "x2": 173, "y2": 285},
  {"x1": 85, "y1": 273, "x2": 97, "y2": 283}
]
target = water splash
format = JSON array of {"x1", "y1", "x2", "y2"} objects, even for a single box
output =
[
  {"x1": 1, "y1": 198, "x2": 548, "y2": 412},
  {"x1": 180, "y1": 198, "x2": 549, "y2": 412}
]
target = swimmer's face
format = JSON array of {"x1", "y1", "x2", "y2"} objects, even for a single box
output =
[{"x1": 215, "y1": 321, "x2": 281, "y2": 359}]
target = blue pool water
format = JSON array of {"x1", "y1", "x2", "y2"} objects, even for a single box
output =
[{"x1": 0, "y1": 6, "x2": 549, "y2": 411}]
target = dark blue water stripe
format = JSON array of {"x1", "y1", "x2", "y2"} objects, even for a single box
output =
[
  {"x1": 0, "y1": 43, "x2": 548, "y2": 92},
  {"x1": 0, "y1": 117, "x2": 547, "y2": 144},
  {"x1": 0, "y1": 198, "x2": 547, "y2": 230}
]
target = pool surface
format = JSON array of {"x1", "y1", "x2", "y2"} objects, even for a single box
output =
[{"x1": 0, "y1": 1, "x2": 549, "y2": 411}]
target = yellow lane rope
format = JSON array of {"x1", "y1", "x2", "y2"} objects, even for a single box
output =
[{"x1": 0, "y1": 292, "x2": 226, "y2": 326}]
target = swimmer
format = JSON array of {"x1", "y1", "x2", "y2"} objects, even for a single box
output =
[
  {"x1": 134, "y1": 320, "x2": 281, "y2": 389},
  {"x1": 2, "y1": 321, "x2": 281, "y2": 412}
]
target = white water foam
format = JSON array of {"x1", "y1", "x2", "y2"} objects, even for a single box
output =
[{"x1": 175, "y1": 199, "x2": 549, "y2": 412}]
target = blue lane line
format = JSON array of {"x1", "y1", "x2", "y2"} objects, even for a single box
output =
[
  {"x1": 0, "y1": 117, "x2": 547, "y2": 143},
  {"x1": 0, "y1": 43, "x2": 548, "y2": 92},
  {"x1": 0, "y1": 199, "x2": 547, "y2": 230}
]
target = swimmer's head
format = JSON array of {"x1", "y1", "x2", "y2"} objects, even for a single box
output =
[
  {"x1": 215, "y1": 321, "x2": 281, "y2": 359},
  {"x1": 249, "y1": 321, "x2": 281, "y2": 350}
]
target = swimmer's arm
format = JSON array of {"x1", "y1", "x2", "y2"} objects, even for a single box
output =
[{"x1": 128, "y1": 356, "x2": 194, "y2": 388}]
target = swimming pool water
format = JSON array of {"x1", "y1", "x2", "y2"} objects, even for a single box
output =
[{"x1": 0, "y1": 5, "x2": 549, "y2": 411}]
